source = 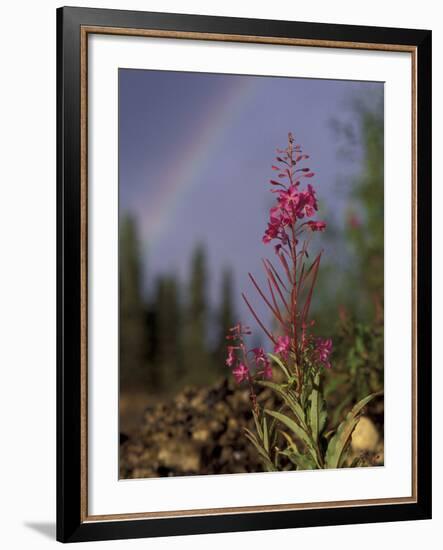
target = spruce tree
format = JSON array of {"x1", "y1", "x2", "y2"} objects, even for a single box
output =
[
  {"x1": 119, "y1": 215, "x2": 146, "y2": 390},
  {"x1": 183, "y1": 244, "x2": 211, "y2": 383},
  {"x1": 155, "y1": 275, "x2": 182, "y2": 389},
  {"x1": 215, "y1": 268, "x2": 235, "y2": 375}
]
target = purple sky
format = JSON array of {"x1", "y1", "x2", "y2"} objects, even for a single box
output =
[{"x1": 119, "y1": 69, "x2": 383, "y2": 328}]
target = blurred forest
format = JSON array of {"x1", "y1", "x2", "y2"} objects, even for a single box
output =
[
  {"x1": 119, "y1": 90, "x2": 384, "y2": 476},
  {"x1": 322, "y1": 92, "x2": 384, "y2": 423},
  {"x1": 120, "y1": 233, "x2": 235, "y2": 394}
]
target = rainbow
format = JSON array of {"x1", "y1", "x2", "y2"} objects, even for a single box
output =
[{"x1": 134, "y1": 75, "x2": 260, "y2": 248}]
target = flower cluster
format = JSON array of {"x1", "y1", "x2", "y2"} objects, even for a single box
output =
[
  {"x1": 226, "y1": 133, "x2": 333, "y2": 398},
  {"x1": 262, "y1": 132, "x2": 326, "y2": 249},
  {"x1": 274, "y1": 335, "x2": 291, "y2": 358},
  {"x1": 271, "y1": 330, "x2": 333, "y2": 372},
  {"x1": 225, "y1": 324, "x2": 272, "y2": 385},
  {"x1": 315, "y1": 338, "x2": 333, "y2": 369},
  {"x1": 221, "y1": 133, "x2": 384, "y2": 475}
]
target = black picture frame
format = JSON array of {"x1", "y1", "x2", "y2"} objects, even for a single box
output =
[{"x1": 57, "y1": 6, "x2": 432, "y2": 543}]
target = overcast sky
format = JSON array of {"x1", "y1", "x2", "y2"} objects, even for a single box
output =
[{"x1": 119, "y1": 68, "x2": 383, "y2": 330}]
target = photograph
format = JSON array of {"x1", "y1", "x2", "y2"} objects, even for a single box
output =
[
  {"x1": 118, "y1": 69, "x2": 385, "y2": 479},
  {"x1": 0, "y1": 0, "x2": 435, "y2": 546},
  {"x1": 55, "y1": 5, "x2": 431, "y2": 542}
]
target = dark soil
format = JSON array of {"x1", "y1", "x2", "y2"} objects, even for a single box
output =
[
  {"x1": 119, "y1": 377, "x2": 278, "y2": 478},
  {"x1": 119, "y1": 377, "x2": 384, "y2": 478}
]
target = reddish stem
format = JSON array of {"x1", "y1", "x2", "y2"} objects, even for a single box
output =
[{"x1": 242, "y1": 292, "x2": 277, "y2": 345}]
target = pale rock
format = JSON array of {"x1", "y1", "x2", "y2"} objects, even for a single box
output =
[{"x1": 351, "y1": 416, "x2": 379, "y2": 452}]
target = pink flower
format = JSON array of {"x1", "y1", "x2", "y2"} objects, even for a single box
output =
[
  {"x1": 261, "y1": 135, "x2": 327, "y2": 248},
  {"x1": 306, "y1": 220, "x2": 326, "y2": 232},
  {"x1": 226, "y1": 346, "x2": 236, "y2": 367},
  {"x1": 262, "y1": 220, "x2": 280, "y2": 243},
  {"x1": 251, "y1": 347, "x2": 272, "y2": 379},
  {"x1": 262, "y1": 207, "x2": 291, "y2": 245},
  {"x1": 315, "y1": 338, "x2": 333, "y2": 369},
  {"x1": 298, "y1": 185, "x2": 318, "y2": 218},
  {"x1": 278, "y1": 185, "x2": 301, "y2": 212},
  {"x1": 232, "y1": 363, "x2": 249, "y2": 384},
  {"x1": 274, "y1": 335, "x2": 291, "y2": 358},
  {"x1": 252, "y1": 347, "x2": 267, "y2": 364}
]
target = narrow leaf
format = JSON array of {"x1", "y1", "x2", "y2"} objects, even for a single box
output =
[
  {"x1": 249, "y1": 272, "x2": 283, "y2": 323},
  {"x1": 242, "y1": 292, "x2": 276, "y2": 345},
  {"x1": 276, "y1": 253, "x2": 293, "y2": 286},
  {"x1": 280, "y1": 430, "x2": 300, "y2": 454},
  {"x1": 244, "y1": 428, "x2": 275, "y2": 471},
  {"x1": 265, "y1": 409, "x2": 320, "y2": 468},
  {"x1": 301, "y1": 253, "x2": 322, "y2": 323},
  {"x1": 265, "y1": 258, "x2": 289, "y2": 292},
  {"x1": 252, "y1": 410, "x2": 263, "y2": 440},
  {"x1": 267, "y1": 279, "x2": 284, "y2": 323},
  {"x1": 263, "y1": 416, "x2": 269, "y2": 452},
  {"x1": 267, "y1": 353, "x2": 291, "y2": 379},
  {"x1": 279, "y1": 448, "x2": 316, "y2": 470},
  {"x1": 325, "y1": 391, "x2": 382, "y2": 469},
  {"x1": 258, "y1": 380, "x2": 307, "y2": 429},
  {"x1": 262, "y1": 260, "x2": 290, "y2": 313},
  {"x1": 309, "y1": 373, "x2": 327, "y2": 443}
]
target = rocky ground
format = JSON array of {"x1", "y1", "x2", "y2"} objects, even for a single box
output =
[
  {"x1": 120, "y1": 377, "x2": 383, "y2": 479},
  {"x1": 120, "y1": 378, "x2": 278, "y2": 478}
]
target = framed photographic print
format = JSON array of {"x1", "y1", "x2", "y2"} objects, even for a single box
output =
[{"x1": 57, "y1": 6, "x2": 432, "y2": 543}]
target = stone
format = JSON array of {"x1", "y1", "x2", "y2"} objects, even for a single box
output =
[{"x1": 351, "y1": 416, "x2": 380, "y2": 452}]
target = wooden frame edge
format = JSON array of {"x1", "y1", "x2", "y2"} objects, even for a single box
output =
[
  {"x1": 82, "y1": 25, "x2": 417, "y2": 52},
  {"x1": 77, "y1": 24, "x2": 420, "y2": 526},
  {"x1": 80, "y1": 24, "x2": 89, "y2": 524},
  {"x1": 84, "y1": 496, "x2": 416, "y2": 523}
]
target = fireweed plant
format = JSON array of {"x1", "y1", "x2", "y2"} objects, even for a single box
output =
[{"x1": 226, "y1": 133, "x2": 381, "y2": 471}]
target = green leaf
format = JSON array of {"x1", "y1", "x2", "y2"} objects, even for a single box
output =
[
  {"x1": 280, "y1": 430, "x2": 300, "y2": 454},
  {"x1": 280, "y1": 449, "x2": 317, "y2": 471},
  {"x1": 252, "y1": 410, "x2": 263, "y2": 440},
  {"x1": 278, "y1": 430, "x2": 317, "y2": 470},
  {"x1": 330, "y1": 392, "x2": 353, "y2": 427},
  {"x1": 264, "y1": 409, "x2": 321, "y2": 468},
  {"x1": 244, "y1": 428, "x2": 275, "y2": 472},
  {"x1": 258, "y1": 380, "x2": 307, "y2": 430},
  {"x1": 269, "y1": 416, "x2": 279, "y2": 449},
  {"x1": 309, "y1": 373, "x2": 327, "y2": 443},
  {"x1": 268, "y1": 353, "x2": 291, "y2": 379},
  {"x1": 325, "y1": 391, "x2": 382, "y2": 469},
  {"x1": 263, "y1": 416, "x2": 269, "y2": 453}
]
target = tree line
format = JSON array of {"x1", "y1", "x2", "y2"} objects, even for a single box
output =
[{"x1": 119, "y1": 219, "x2": 235, "y2": 394}]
